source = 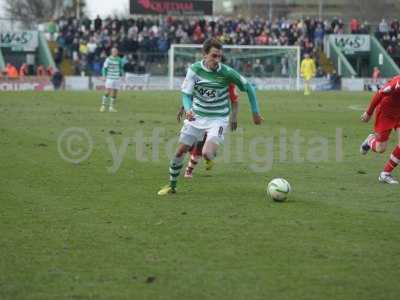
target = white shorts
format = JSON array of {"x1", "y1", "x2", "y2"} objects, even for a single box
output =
[
  {"x1": 179, "y1": 115, "x2": 229, "y2": 146},
  {"x1": 105, "y1": 79, "x2": 122, "y2": 90}
]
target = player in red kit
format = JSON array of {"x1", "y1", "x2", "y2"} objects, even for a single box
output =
[
  {"x1": 177, "y1": 83, "x2": 239, "y2": 178},
  {"x1": 360, "y1": 75, "x2": 400, "y2": 184}
]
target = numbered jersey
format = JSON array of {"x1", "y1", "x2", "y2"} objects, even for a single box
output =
[{"x1": 181, "y1": 60, "x2": 247, "y2": 117}]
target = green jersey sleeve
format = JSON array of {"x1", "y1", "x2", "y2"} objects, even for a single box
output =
[
  {"x1": 102, "y1": 58, "x2": 109, "y2": 77},
  {"x1": 226, "y1": 66, "x2": 260, "y2": 113},
  {"x1": 226, "y1": 66, "x2": 248, "y2": 91}
]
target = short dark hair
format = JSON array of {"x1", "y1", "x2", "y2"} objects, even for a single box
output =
[{"x1": 203, "y1": 38, "x2": 222, "y2": 54}]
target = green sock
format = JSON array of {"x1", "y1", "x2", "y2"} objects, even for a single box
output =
[
  {"x1": 110, "y1": 97, "x2": 116, "y2": 107},
  {"x1": 102, "y1": 95, "x2": 109, "y2": 105},
  {"x1": 169, "y1": 156, "x2": 184, "y2": 188}
]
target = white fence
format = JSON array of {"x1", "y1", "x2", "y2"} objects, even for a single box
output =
[{"x1": 0, "y1": 75, "x2": 385, "y2": 92}]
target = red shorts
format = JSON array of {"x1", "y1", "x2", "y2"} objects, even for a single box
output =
[
  {"x1": 374, "y1": 116, "x2": 400, "y2": 143},
  {"x1": 374, "y1": 128, "x2": 400, "y2": 142}
]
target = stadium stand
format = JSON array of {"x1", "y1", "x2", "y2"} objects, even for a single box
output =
[
  {"x1": 375, "y1": 18, "x2": 400, "y2": 66},
  {"x1": 49, "y1": 15, "x2": 400, "y2": 78},
  {"x1": 52, "y1": 15, "x2": 335, "y2": 76}
]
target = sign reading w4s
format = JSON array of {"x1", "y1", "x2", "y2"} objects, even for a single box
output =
[
  {"x1": 195, "y1": 86, "x2": 217, "y2": 98},
  {"x1": 331, "y1": 34, "x2": 370, "y2": 54},
  {"x1": 0, "y1": 31, "x2": 38, "y2": 51}
]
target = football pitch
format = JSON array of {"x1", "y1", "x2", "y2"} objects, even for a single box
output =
[{"x1": 1, "y1": 90, "x2": 399, "y2": 299}]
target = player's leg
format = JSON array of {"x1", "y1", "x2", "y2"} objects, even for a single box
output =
[
  {"x1": 184, "y1": 135, "x2": 206, "y2": 178},
  {"x1": 360, "y1": 130, "x2": 389, "y2": 155},
  {"x1": 202, "y1": 141, "x2": 218, "y2": 171},
  {"x1": 362, "y1": 109, "x2": 394, "y2": 154},
  {"x1": 304, "y1": 78, "x2": 311, "y2": 95},
  {"x1": 158, "y1": 143, "x2": 192, "y2": 195},
  {"x1": 158, "y1": 122, "x2": 204, "y2": 195},
  {"x1": 100, "y1": 87, "x2": 111, "y2": 112},
  {"x1": 109, "y1": 88, "x2": 118, "y2": 112},
  {"x1": 109, "y1": 79, "x2": 121, "y2": 112},
  {"x1": 202, "y1": 120, "x2": 228, "y2": 171},
  {"x1": 379, "y1": 128, "x2": 400, "y2": 184}
]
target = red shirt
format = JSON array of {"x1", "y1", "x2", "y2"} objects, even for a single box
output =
[
  {"x1": 367, "y1": 75, "x2": 400, "y2": 120},
  {"x1": 350, "y1": 19, "x2": 359, "y2": 32},
  {"x1": 372, "y1": 69, "x2": 380, "y2": 80},
  {"x1": 228, "y1": 83, "x2": 238, "y2": 103}
]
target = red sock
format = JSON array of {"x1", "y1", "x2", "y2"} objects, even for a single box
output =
[
  {"x1": 383, "y1": 146, "x2": 400, "y2": 173},
  {"x1": 368, "y1": 136, "x2": 379, "y2": 152},
  {"x1": 187, "y1": 154, "x2": 200, "y2": 171}
]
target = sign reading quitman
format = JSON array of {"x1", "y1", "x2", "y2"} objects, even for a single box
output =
[{"x1": 130, "y1": 0, "x2": 213, "y2": 15}]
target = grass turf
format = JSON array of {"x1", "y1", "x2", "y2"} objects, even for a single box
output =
[{"x1": 0, "y1": 90, "x2": 399, "y2": 299}]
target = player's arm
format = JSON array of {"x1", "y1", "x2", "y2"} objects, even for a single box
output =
[
  {"x1": 182, "y1": 94, "x2": 195, "y2": 121},
  {"x1": 230, "y1": 101, "x2": 239, "y2": 131},
  {"x1": 229, "y1": 69, "x2": 263, "y2": 125},
  {"x1": 181, "y1": 67, "x2": 195, "y2": 121},
  {"x1": 119, "y1": 59, "x2": 124, "y2": 77},
  {"x1": 300, "y1": 61, "x2": 305, "y2": 77},
  {"x1": 176, "y1": 106, "x2": 185, "y2": 122},
  {"x1": 361, "y1": 77, "x2": 398, "y2": 121},
  {"x1": 101, "y1": 58, "x2": 108, "y2": 79},
  {"x1": 361, "y1": 90, "x2": 383, "y2": 122},
  {"x1": 229, "y1": 84, "x2": 239, "y2": 131},
  {"x1": 244, "y1": 83, "x2": 263, "y2": 124}
]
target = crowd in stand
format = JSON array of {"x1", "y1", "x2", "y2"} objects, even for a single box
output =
[
  {"x1": 50, "y1": 15, "x2": 360, "y2": 77},
  {"x1": 2, "y1": 15, "x2": 399, "y2": 80},
  {"x1": 0, "y1": 63, "x2": 53, "y2": 79},
  {"x1": 375, "y1": 18, "x2": 400, "y2": 62}
]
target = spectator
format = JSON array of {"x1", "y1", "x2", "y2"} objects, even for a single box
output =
[
  {"x1": 94, "y1": 15, "x2": 102, "y2": 32},
  {"x1": 51, "y1": 68, "x2": 64, "y2": 90},
  {"x1": 6, "y1": 63, "x2": 18, "y2": 79},
  {"x1": 252, "y1": 59, "x2": 265, "y2": 77},
  {"x1": 54, "y1": 47, "x2": 63, "y2": 66},
  {"x1": 124, "y1": 56, "x2": 136, "y2": 73},
  {"x1": 0, "y1": 68, "x2": 7, "y2": 78},
  {"x1": 137, "y1": 61, "x2": 146, "y2": 74},
  {"x1": 36, "y1": 65, "x2": 47, "y2": 77},
  {"x1": 47, "y1": 66, "x2": 54, "y2": 76},
  {"x1": 256, "y1": 30, "x2": 268, "y2": 45},
  {"x1": 371, "y1": 66, "x2": 381, "y2": 90},
  {"x1": 314, "y1": 23, "x2": 324, "y2": 49},
  {"x1": 350, "y1": 18, "x2": 360, "y2": 34},
  {"x1": 378, "y1": 19, "x2": 390, "y2": 38},
  {"x1": 360, "y1": 21, "x2": 370, "y2": 34},
  {"x1": 47, "y1": 19, "x2": 58, "y2": 41},
  {"x1": 19, "y1": 63, "x2": 29, "y2": 77}
]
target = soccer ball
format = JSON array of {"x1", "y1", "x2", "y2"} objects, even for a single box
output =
[{"x1": 266, "y1": 178, "x2": 291, "y2": 202}]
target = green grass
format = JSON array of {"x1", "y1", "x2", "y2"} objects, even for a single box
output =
[{"x1": 1, "y1": 90, "x2": 400, "y2": 300}]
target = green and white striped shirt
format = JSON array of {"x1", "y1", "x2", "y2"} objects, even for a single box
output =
[
  {"x1": 181, "y1": 60, "x2": 249, "y2": 117},
  {"x1": 102, "y1": 56, "x2": 124, "y2": 80}
]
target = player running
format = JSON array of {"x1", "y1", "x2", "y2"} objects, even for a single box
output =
[
  {"x1": 177, "y1": 83, "x2": 239, "y2": 179},
  {"x1": 158, "y1": 38, "x2": 263, "y2": 195},
  {"x1": 100, "y1": 47, "x2": 124, "y2": 113},
  {"x1": 360, "y1": 75, "x2": 400, "y2": 184}
]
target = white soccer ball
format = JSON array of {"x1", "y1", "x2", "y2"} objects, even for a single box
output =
[{"x1": 267, "y1": 178, "x2": 291, "y2": 202}]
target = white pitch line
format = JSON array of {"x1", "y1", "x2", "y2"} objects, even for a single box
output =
[{"x1": 348, "y1": 105, "x2": 365, "y2": 111}]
